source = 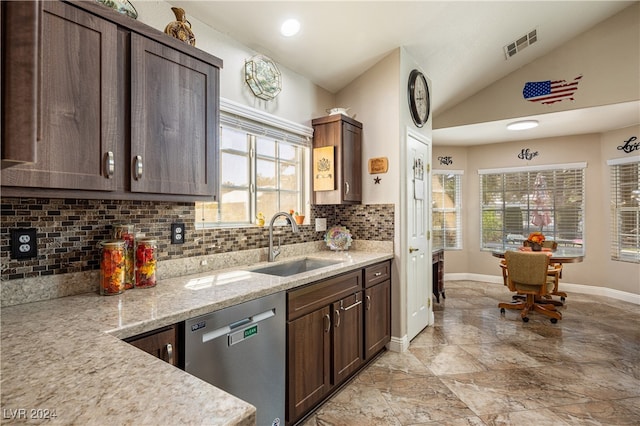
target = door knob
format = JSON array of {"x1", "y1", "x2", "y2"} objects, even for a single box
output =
[{"x1": 409, "y1": 247, "x2": 419, "y2": 253}]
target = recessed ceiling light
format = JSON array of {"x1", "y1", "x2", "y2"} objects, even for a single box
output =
[
  {"x1": 281, "y1": 19, "x2": 300, "y2": 37},
  {"x1": 507, "y1": 120, "x2": 539, "y2": 131}
]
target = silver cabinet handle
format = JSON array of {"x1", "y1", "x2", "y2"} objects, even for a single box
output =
[
  {"x1": 344, "y1": 181, "x2": 350, "y2": 195},
  {"x1": 323, "y1": 313, "x2": 331, "y2": 333},
  {"x1": 341, "y1": 294, "x2": 362, "y2": 311},
  {"x1": 165, "y1": 343, "x2": 174, "y2": 365},
  {"x1": 335, "y1": 309, "x2": 341, "y2": 328},
  {"x1": 134, "y1": 155, "x2": 143, "y2": 180},
  {"x1": 374, "y1": 272, "x2": 382, "y2": 277},
  {"x1": 105, "y1": 151, "x2": 115, "y2": 178},
  {"x1": 366, "y1": 295, "x2": 371, "y2": 310}
]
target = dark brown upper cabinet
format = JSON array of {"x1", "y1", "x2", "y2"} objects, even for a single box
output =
[
  {"x1": 1, "y1": 0, "x2": 221, "y2": 201},
  {"x1": 130, "y1": 34, "x2": 218, "y2": 196},
  {"x1": 2, "y1": 1, "x2": 120, "y2": 190},
  {"x1": 312, "y1": 114, "x2": 362, "y2": 205}
]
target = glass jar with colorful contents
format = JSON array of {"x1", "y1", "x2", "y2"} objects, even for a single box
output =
[
  {"x1": 135, "y1": 238, "x2": 157, "y2": 288},
  {"x1": 113, "y1": 224, "x2": 135, "y2": 290},
  {"x1": 99, "y1": 240, "x2": 126, "y2": 295}
]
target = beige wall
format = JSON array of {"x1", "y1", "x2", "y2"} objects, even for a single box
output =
[
  {"x1": 433, "y1": 124, "x2": 640, "y2": 295},
  {"x1": 436, "y1": 2, "x2": 640, "y2": 128},
  {"x1": 134, "y1": 1, "x2": 334, "y2": 125},
  {"x1": 336, "y1": 49, "x2": 401, "y2": 206}
]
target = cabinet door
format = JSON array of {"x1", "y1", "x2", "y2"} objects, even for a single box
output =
[
  {"x1": 1, "y1": 0, "x2": 39, "y2": 166},
  {"x1": 287, "y1": 306, "x2": 331, "y2": 424},
  {"x1": 130, "y1": 34, "x2": 218, "y2": 197},
  {"x1": 126, "y1": 325, "x2": 178, "y2": 366},
  {"x1": 2, "y1": 1, "x2": 119, "y2": 190},
  {"x1": 332, "y1": 292, "x2": 363, "y2": 385},
  {"x1": 341, "y1": 121, "x2": 362, "y2": 203},
  {"x1": 364, "y1": 280, "x2": 391, "y2": 360}
]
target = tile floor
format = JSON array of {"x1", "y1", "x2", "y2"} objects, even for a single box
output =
[{"x1": 301, "y1": 280, "x2": 640, "y2": 425}]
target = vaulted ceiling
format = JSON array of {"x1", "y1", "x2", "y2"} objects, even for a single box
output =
[{"x1": 170, "y1": 1, "x2": 639, "y2": 145}]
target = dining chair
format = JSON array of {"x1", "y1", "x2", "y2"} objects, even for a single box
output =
[
  {"x1": 521, "y1": 240, "x2": 567, "y2": 303},
  {"x1": 499, "y1": 251, "x2": 563, "y2": 323}
]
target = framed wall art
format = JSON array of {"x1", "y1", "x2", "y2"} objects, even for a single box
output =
[{"x1": 313, "y1": 146, "x2": 335, "y2": 191}]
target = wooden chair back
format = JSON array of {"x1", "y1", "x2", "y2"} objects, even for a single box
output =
[{"x1": 504, "y1": 251, "x2": 550, "y2": 293}]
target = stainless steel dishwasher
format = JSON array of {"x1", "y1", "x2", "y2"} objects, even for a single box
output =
[{"x1": 184, "y1": 292, "x2": 285, "y2": 426}]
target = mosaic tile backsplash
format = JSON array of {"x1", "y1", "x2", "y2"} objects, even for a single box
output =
[{"x1": 1, "y1": 198, "x2": 394, "y2": 281}]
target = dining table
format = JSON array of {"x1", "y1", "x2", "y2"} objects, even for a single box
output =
[
  {"x1": 492, "y1": 246, "x2": 584, "y2": 306},
  {"x1": 491, "y1": 246, "x2": 585, "y2": 263}
]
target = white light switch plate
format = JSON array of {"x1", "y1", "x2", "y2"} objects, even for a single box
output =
[{"x1": 315, "y1": 218, "x2": 327, "y2": 232}]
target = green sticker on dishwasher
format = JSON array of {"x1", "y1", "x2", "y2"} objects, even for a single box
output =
[{"x1": 244, "y1": 325, "x2": 258, "y2": 338}]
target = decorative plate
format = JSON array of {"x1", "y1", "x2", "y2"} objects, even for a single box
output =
[
  {"x1": 244, "y1": 55, "x2": 282, "y2": 100},
  {"x1": 326, "y1": 107, "x2": 350, "y2": 117},
  {"x1": 324, "y1": 226, "x2": 352, "y2": 251}
]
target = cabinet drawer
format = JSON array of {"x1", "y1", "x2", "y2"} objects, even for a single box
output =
[
  {"x1": 288, "y1": 270, "x2": 362, "y2": 320},
  {"x1": 364, "y1": 261, "x2": 390, "y2": 288}
]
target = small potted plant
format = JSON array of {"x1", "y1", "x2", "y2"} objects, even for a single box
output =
[{"x1": 294, "y1": 211, "x2": 305, "y2": 225}]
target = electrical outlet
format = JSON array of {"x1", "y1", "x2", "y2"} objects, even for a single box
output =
[
  {"x1": 171, "y1": 223, "x2": 185, "y2": 244},
  {"x1": 10, "y1": 228, "x2": 38, "y2": 260},
  {"x1": 315, "y1": 218, "x2": 327, "y2": 232}
]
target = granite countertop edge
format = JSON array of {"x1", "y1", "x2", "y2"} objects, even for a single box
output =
[{"x1": 0, "y1": 249, "x2": 393, "y2": 426}]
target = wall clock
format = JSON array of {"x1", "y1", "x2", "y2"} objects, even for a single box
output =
[{"x1": 407, "y1": 69, "x2": 430, "y2": 127}]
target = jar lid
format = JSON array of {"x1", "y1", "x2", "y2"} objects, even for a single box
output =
[
  {"x1": 137, "y1": 237, "x2": 157, "y2": 244},
  {"x1": 100, "y1": 240, "x2": 126, "y2": 248}
]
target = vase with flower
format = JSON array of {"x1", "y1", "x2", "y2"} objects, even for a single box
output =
[{"x1": 527, "y1": 231, "x2": 545, "y2": 251}]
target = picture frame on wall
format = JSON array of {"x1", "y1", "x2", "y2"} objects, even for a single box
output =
[{"x1": 313, "y1": 146, "x2": 335, "y2": 191}]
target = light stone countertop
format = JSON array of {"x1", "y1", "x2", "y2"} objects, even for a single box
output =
[{"x1": 1, "y1": 248, "x2": 393, "y2": 425}]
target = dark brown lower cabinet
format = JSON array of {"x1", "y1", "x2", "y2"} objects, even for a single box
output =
[
  {"x1": 287, "y1": 262, "x2": 390, "y2": 425},
  {"x1": 125, "y1": 325, "x2": 178, "y2": 367},
  {"x1": 332, "y1": 292, "x2": 364, "y2": 385},
  {"x1": 286, "y1": 306, "x2": 331, "y2": 422},
  {"x1": 364, "y1": 279, "x2": 391, "y2": 360}
]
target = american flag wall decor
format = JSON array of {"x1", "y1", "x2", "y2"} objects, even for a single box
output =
[{"x1": 522, "y1": 75, "x2": 583, "y2": 105}]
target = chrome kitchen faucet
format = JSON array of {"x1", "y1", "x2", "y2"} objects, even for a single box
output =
[{"x1": 268, "y1": 212, "x2": 299, "y2": 262}]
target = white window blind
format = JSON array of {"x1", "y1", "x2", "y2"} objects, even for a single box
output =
[
  {"x1": 196, "y1": 99, "x2": 312, "y2": 228},
  {"x1": 608, "y1": 156, "x2": 640, "y2": 263},
  {"x1": 479, "y1": 164, "x2": 586, "y2": 253},
  {"x1": 432, "y1": 170, "x2": 463, "y2": 250}
]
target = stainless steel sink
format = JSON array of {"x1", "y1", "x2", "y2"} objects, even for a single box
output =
[{"x1": 251, "y1": 258, "x2": 341, "y2": 277}]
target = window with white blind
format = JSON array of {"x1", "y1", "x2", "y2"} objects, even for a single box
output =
[
  {"x1": 196, "y1": 99, "x2": 312, "y2": 227},
  {"x1": 432, "y1": 170, "x2": 463, "y2": 250},
  {"x1": 608, "y1": 156, "x2": 640, "y2": 263},
  {"x1": 479, "y1": 163, "x2": 586, "y2": 253}
]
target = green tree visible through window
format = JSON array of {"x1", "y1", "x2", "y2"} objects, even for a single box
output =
[
  {"x1": 479, "y1": 165, "x2": 586, "y2": 253},
  {"x1": 432, "y1": 171, "x2": 463, "y2": 250},
  {"x1": 196, "y1": 126, "x2": 307, "y2": 227}
]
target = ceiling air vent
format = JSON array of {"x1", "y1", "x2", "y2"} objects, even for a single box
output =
[{"x1": 504, "y1": 29, "x2": 537, "y2": 59}]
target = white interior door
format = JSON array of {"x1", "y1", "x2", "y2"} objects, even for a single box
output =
[{"x1": 406, "y1": 132, "x2": 432, "y2": 341}]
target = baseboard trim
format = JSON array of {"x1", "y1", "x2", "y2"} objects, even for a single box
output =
[
  {"x1": 388, "y1": 335, "x2": 410, "y2": 353},
  {"x1": 445, "y1": 273, "x2": 640, "y2": 305}
]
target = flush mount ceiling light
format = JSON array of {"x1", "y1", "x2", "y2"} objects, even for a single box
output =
[
  {"x1": 281, "y1": 18, "x2": 300, "y2": 37},
  {"x1": 507, "y1": 120, "x2": 539, "y2": 131}
]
